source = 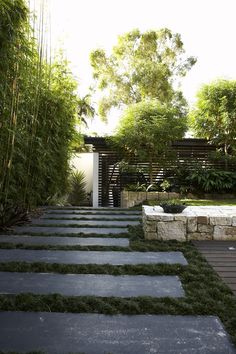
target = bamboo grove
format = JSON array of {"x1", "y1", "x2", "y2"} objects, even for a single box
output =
[{"x1": 0, "y1": 0, "x2": 79, "y2": 207}]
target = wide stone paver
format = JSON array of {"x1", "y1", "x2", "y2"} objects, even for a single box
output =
[
  {"x1": 42, "y1": 213, "x2": 141, "y2": 220},
  {"x1": 46, "y1": 209, "x2": 141, "y2": 215},
  {"x1": 0, "y1": 249, "x2": 188, "y2": 265},
  {"x1": 46, "y1": 207, "x2": 139, "y2": 211},
  {"x1": 0, "y1": 235, "x2": 129, "y2": 247},
  {"x1": 13, "y1": 226, "x2": 128, "y2": 235},
  {"x1": 30, "y1": 219, "x2": 139, "y2": 226},
  {"x1": 0, "y1": 273, "x2": 185, "y2": 297},
  {"x1": 0, "y1": 312, "x2": 235, "y2": 354}
]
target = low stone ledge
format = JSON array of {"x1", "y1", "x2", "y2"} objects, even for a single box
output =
[{"x1": 143, "y1": 206, "x2": 236, "y2": 241}]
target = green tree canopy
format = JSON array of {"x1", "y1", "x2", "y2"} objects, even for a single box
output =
[
  {"x1": 189, "y1": 80, "x2": 236, "y2": 155},
  {"x1": 90, "y1": 28, "x2": 196, "y2": 120},
  {"x1": 77, "y1": 94, "x2": 95, "y2": 126},
  {"x1": 113, "y1": 100, "x2": 187, "y2": 183}
]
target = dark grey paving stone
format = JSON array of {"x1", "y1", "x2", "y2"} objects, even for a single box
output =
[
  {"x1": 30, "y1": 219, "x2": 139, "y2": 226},
  {"x1": 42, "y1": 213, "x2": 141, "y2": 220},
  {"x1": 0, "y1": 235, "x2": 129, "y2": 247},
  {"x1": 46, "y1": 207, "x2": 138, "y2": 211},
  {"x1": 46, "y1": 209, "x2": 141, "y2": 215},
  {"x1": 0, "y1": 249, "x2": 188, "y2": 265},
  {"x1": 0, "y1": 312, "x2": 235, "y2": 354},
  {"x1": 0, "y1": 273, "x2": 185, "y2": 297},
  {"x1": 13, "y1": 226, "x2": 128, "y2": 235}
]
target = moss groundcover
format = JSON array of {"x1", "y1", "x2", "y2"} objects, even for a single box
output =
[{"x1": 0, "y1": 226, "x2": 235, "y2": 348}]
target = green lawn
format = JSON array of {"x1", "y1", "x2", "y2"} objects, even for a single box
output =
[
  {"x1": 182, "y1": 198, "x2": 236, "y2": 206},
  {"x1": 137, "y1": 199, "x2": 236, "y2": 208}
]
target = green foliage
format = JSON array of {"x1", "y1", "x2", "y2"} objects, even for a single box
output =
[
  {"x1": 160, "y1": 179, "x2": 171, "y2": 192},
  {"x1": 124, "y1": 183, "x2": 147, "y2": 192},
  {"x1": 189, "y1": 80, "x2": 236, "y2": 155},
  {"x1": 160, "y1": 199, "x2": 186, "y2": 213},
  {"x1": 90, "y1": 28, "x2": 196, "y2": 120},
  {"x1": 77, "y1": 94, "x2": 95, "y2": 127},
  {"x1": 113, "y1": 100, "x2": 187, "y2": 183},
  {"x1": 68, "y1": 171, "x2": 87, "y2": 206},
  {"x1": 186, "y1": 168, "x2": 236, "y2": 193},
  {"x1": 0, "y1": 0, "x2": 80, "y2": 207}
]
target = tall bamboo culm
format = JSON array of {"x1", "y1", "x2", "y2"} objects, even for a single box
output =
[{"x1": 0, "y1": 0, "x2": 79, "y2": 208}]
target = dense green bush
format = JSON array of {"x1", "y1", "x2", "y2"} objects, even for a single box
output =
[
  {"x1": 0, "y1": 0, "x2": 79, "y2": 208},
  {"x1": 186, "y1": 168, "x2": 236, "y2": 193},
  {"x1": 0, "y1": 202, "x2": 29, "y2": 231}
]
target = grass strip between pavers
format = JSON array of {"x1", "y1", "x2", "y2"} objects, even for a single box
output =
[
  {"x1": 0, "y1": 243, "x2": 131, "y2": 252},
  {"x1": 28, "y1": 224, "x2": 129, "y2": 228},
  {"x1": 0, "y1": 225, "x2": 235, "y2": 347}
]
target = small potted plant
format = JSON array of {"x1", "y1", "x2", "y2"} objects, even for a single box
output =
[{"x1": 159, "y1": 199, "x2": 186, "y2": 214}]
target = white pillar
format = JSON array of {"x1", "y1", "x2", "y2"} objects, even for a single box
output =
[{"x1": 93, "y1": 152, "x2": 99, "y2": 207}]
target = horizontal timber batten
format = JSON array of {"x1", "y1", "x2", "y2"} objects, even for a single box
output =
[{"x1": 84, "y1": 137, "x2": 236, "y2": 207}]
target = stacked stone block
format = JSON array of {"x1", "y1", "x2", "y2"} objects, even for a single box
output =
[{"x1": 143, "y1": 206, "x2": 236, "y2": 241}]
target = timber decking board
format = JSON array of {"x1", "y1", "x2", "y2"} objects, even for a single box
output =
[
  {"x1": 193, "y1": 241, "x2": 236, "y2": 296},
  {"x1": 207, "y1": 262, "x2": 236, "y2": 267}
]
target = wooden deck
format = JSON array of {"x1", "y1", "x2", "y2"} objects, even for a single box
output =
[{"x1": 192, "y1": 241, "x2": 236, "y2": 296}]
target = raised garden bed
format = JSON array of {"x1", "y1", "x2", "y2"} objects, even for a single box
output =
[
  {"x1": 143, "y1": 205, "x2": 236, "y2": 241},
  {"x1": 121, "y1": 191, "x2": 236, "y2": 208}
]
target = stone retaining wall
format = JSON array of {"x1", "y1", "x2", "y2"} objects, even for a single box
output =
[
  {"x1": 121, "y1": 191, "x2": 236, "y2": 208},
  {"x1": 143, "y1": 206, "x2": 236, "y2": 241},
  {"x1": 121, "y1": 191, "x2": 179, "y2": 208}
]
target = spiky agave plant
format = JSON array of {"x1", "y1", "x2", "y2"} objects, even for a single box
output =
[{"x1": 68, "y1": 171, "x2": 87, "y2": 206}]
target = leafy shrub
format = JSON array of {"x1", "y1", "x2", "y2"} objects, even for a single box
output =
[
  {"x1": 160, "y1": 199, "x2": 186, "y2": 213},
  {"x1": 0, "y1": 202, "x2": 30, "y2": 231},
  {"x1": 68, "y1": 171, "x2": 87, "y2": 206},
  {"x1": 186, "y1": 168, "x2": 236, "y2": 193},
  {"x1": 160, "y1": 179, "x2": 171, "y2": 192},
  {"x1": 124, "y1": 183, "x2": 147, "y2": 192}
]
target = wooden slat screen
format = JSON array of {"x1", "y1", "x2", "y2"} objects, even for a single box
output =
[{"x1": 84, "y1": 137, "x2": 236, "y2": 207}]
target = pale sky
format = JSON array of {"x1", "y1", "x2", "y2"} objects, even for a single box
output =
[{"x1": 41, "y1": 0, "x2": 236, "y2": 135}]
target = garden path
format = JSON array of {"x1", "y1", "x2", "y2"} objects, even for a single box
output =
[{"x1": 0, "y1": 207, "x2": 235, "y2": 353}]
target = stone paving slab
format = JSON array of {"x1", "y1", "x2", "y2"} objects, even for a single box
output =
[
  {"x1": 46, "y1": 207, "x2": 138, "y2": 211},
  {"x1": 42, "y1": 213, "x2": 141, "y2": 220},
  {"x1": 0, "y1": 273, "x2": 184, "y2": 297},
  {"x1": 0, "y1": 249, "x2": 188, "y2": 265},
  {"x1": 30, "y1": 219, "x2": 139, "y2": 226},
  {"x1": 0, "y1": 312, "x2": 235, "y2": 354},
  {"x1": 46, "y1": 209, "x2": 141, "y2": 215},
  {"x1": 0, "y1": 235, "x2": 129, "y2": 247},
  {"x1": 13, "y1": 226, "x2": 128, "y2": 235}
]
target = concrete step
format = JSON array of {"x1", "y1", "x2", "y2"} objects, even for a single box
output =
[
  {"x1": 13, "y1": 226, "x2": 128, "y2": 235},
  {"x1": 0, "y1": 235, "x2": 130, "y2": 247},
  {"x1": 0, "y1": 273, "x2": 185, "y2": 297},
  {"x1": 30, "y1": 219, "x2": 139, "y2": 227},
  {"x1": 0, "y1": 312, "x2": 235, "y2": 354},
  {"x1": 45, "y1": 209, "x2": 141, "y2": 215},
  {"x1": 0, "y1": 249, "x2": 188, "y2": 265},
  {"x1": 42, "y1": 213, "x2": 141, "y2": 220},
  {"x1": 46, "y1": 207, "x2": 140, "y2": 211}
]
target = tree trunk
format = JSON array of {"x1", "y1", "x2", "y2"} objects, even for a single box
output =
[
  {"x1": 224, "y1": 142, "x2": 229, "y2": 171},
  {"x1": 149, "y1": 154, "x2": 153, "y2": 184}
]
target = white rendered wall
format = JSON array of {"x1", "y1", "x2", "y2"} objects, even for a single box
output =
[
  {"x1": 93, "y1": 152, "x2": 99, "y2": 207},
  {"x1": 70, "y1": 153, "x2": 93, "y2": 193}
]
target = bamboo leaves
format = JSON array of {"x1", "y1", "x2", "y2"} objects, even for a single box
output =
[{"x1": 0, "y1": 0, "x2": 79, "y2": 208}]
